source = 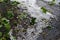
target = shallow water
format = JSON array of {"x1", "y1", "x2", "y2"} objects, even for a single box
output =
[
  {"x1": 11, "y1": 0, "x2": 60, "y2": 40},
  {"x1": 37, "y1": 0, "x2": 60, "y2": 40}
]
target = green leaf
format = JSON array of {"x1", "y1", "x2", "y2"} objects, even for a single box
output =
[
  {"x1": 52, "y1": 0, "x2": 55, "y2": 2},
  {"x1": 5, "y1": 23, "x2": 11, "y2": 31},
  {"x1": 0, "y1": 38, "x2": 2, "y2": 40},
  {"x1": 1, "y1": 37, "x2": 6, "y2": 40},
  {"x1": 5, "y1": 33, "x2": 10, "y2": 38},
  {"x1": 1, "y1": 18, "x2": 11, "y2": 31},
  {"x1": 4, "y1": 0, "x2": 9, "y2": 2},
  {"x1": 0, "y1": 25, "x2": 2, "y2": 28},
  {"x1": 11, "y1": 1, "x2": 20, "y2": 6},
  {"x1": 41, "y1": 7, "x2": 47, "y2": 13},
  {"x1": 0, "y1": 32, "x2": 2, "y2": 37},
  {"x1": 0, "y1": 0, "x2": 9, "y2": 2},
  {"x1": 7, "y1": 11, "x2": 14, "y2": 19},
  {"x1": 1, "y1": 18, "x2": 9, "y2": 25},
  {"x1": 0, "y1": 0, "x2": 4, "y2": 2},
  {"x1": 30, "y1": 17, "x2": 36, "y2": 25}
]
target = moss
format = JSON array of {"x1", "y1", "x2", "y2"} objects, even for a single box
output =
[
  {"x1": 46, "y1": 26, "x2": 52, "y2": 30},
  {"x1": 30, "y1": 17, "x2": 36, "y2": 25},
  {"x1": 41, "y1": 7, "x2": 48, "y2": 13},
  {"x1": 48, "y1": 0, "x2": 55, "y2": 6},
  {"x1": 49, "y1": 2, "x2": 55, "y2": 6}
]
